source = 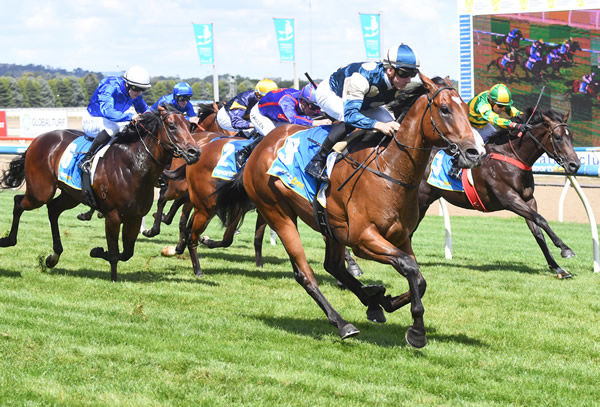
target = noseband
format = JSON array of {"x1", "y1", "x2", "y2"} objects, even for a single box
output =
[
  {"x1": 135, "y1": 111, "x2": 187, "y2": 164},
  {"x1": 417, "y1": 86, "x2": 461, "y2": 156}
]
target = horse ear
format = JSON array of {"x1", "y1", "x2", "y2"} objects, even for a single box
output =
[
  {"x1": 419, "y1": 71, "x2": 435, "y2": 91},
  {"x1": 444, "y1": 76, "x2": 452, "y2": 87},
  {"x1": 562, "y1": 111, "x2": 570, "y2": 122},
  {"x1": 157, "y1": 105, "x2": 167, "y2": 116}
]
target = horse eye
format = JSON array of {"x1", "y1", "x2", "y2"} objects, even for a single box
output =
[
  {"x1": 168, "y1": 123, "x2": 176, "y2": 131},
  {"x1": 440, "y1": 105, "x2": 451, "y2": 115}
]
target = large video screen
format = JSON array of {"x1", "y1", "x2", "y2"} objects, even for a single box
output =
[{"x1": 472, "y1": 9, "x2": 600, "y2": 146}]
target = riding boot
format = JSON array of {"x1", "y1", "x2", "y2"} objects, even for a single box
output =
[
  {"x1": 78, "y1": 130, "x2": 110, "y2": 174},
  {"x1": 235, "y1": 133, "x2": 264, "y2": 169},
  {"x1": 447, "y1": 158, "x2": 461, "y2": 180},
  {"x1": 304, "y1": 122, "x2": 354, "y2": 182}
]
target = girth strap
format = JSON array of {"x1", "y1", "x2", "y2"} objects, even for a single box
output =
[{"x1": 488, "y1": 152, "x2": 532, "y2": 171}]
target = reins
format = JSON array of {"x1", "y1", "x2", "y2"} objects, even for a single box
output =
[
  {"x1": 508, "y1": 122, "x2": 569, "y2": 169},
  {"x1": 134, "y1": 111, "x2": 186, "y2": 165}
]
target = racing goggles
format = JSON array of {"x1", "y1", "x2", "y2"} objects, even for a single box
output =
[
  {"x1": 395, "y1": 68, "x2": 418, "y2": 78},
  {"x1": 176, "y1": 95, "x2": 192, "y2": 102},
  {"x1": 130, "y1": 85, "x2": 146, "y2": 92}
]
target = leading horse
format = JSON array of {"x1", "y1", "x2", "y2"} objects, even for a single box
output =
[
  {"x1": 216, "y1": 73, "x2": 486, "y2": 348},
  {"x1": 416, "y1": 108, "x2": 580, "y2": 278},
  {"x1": 0, "y1": 106, "x2": 200, "y2": 281}
]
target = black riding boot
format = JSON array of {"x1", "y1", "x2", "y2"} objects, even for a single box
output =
[
  {"x1": 304, "y1": 122, "x2": 354, "y2": 182},
  {"x1": 78, "y1": 130, "x2": 111, "y2": 173},
  {"x1": 235, "y1": 133, "x2": 263, "y2": 169},
  {"x1": 447, "y1": 157, "x2": 461, "y2": 179}
]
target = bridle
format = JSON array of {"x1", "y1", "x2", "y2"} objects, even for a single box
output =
[
  {"x1": 134, "y1": 111, "x2": 187, "y2": 165},
  {"x1": 509, "y1": 121, "x2": 570, "y2": 169}
]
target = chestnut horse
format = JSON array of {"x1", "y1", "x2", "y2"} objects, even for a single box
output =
[
  {"x1": 215, "y1": 74, "x2": 486, "y2": 347},
  {"x1": 416, "y1": 108, "x2": 580, "y2": 278},
  {"x1": 0, "y1": 106, "x2": 200, "y2": 281}
]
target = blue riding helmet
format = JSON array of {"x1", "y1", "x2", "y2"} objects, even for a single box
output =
[
  {"x1": 299, "y1": 83, "x2": 318, "y2": 104},
  {"x1": 173, "y1": 82, "x2": 193, "y2": 98},
  {"x1": 383, "y1": 43, "x2": 420, "y2": 75}
]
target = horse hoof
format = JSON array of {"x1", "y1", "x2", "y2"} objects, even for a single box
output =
[
  {"x1": 45, "y1": 254, "x2": 59, "y2": 268},
  {"x1": 405, "y1": 327, "x2": 427, "y2": 348},
  {"x1": 347, "y1": 263, "x2": 363, "y2": 278},
  {"x1": 161, "y1": 246, "x2": 177, "y2": 257},
  {"x1": 366, "y1": 305, "x2": 386, "y2": 323},
  {"x1": 142, "y1": 229, "x2": 158, "y2": 238},
  {"x1": 194, "y1": 270, "x2": 204, "y2": 277},
  {"x1": 77, "y1": 213, "x2": 92, "y2": 221},
  {"x1": 90, "y1": 247, "x2": 104, "y2": 258},
  {"x1": 336, "y1": 280, "x2": 347, "y2": 290},
  {"x1": 555, "y1": 268, "x2": 572, "y2": 279},
  {"x1": 561, "y1": 248, "x2": 575, "y2": 258},
  {"x1": 339, "y1": 323, "x2": 360, "y2": 340},
  {"x1": 174, "y1": 244, "x2": 186, "y2": 255}
]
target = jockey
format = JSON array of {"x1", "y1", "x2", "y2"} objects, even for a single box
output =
[
  {"x1": 530, "y1": 39, "x2": 544, "y2": 56},
  {"x1": 525, "y1": 50, "x2": 542, "y2": 72},
  {"x1": 545, "y1": 47, "x2": 561, "y2": 66},
  {"x1": 500, "y1": 50, "x2": 517, "y2": 73},
  {"x1": 216, "y1": 79, "x2": 278, "y2": 137},
  {"x1": 151, "y1": 82, "x2": 199, "y2": 125},
  {"x1": 559, "y1": 37, "x2": 572, "y2": 56},
  {"x1": 79, "y1": 65, "x2": 151, "y2": 173},
  {"x1": 505, "y1": 28, "x2": 522, "y2": 47},
  {"x1": 579, "y1": 72, "x2": 596, "y2": 94},
  {"x1": 447, "y1": 84, "x2": 524, "y2": 179},
  {"x1": 237, "y1": 84, "x2": 330, "y2": 167},
  {"x1": 304, "y1": 43, "x2": 419, "y2": 182}
]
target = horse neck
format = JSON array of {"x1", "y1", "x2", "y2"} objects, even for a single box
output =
[
  {"x1": 131, "y1": 131, "x2": 172, "y2": 177},
  {"x1": 380, "y1": 97, "x2": 431, "y2": 183},
  {"x1": 494, "y1": 128, "x2": 546, "y2": 166}
]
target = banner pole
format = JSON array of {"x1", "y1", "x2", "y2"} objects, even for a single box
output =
[
  {"x1": 293, "y1": 61, "x2": 299, "y2": 89},
  {"x1": 212, "y1": 64, "x2": 219, "y2": 102}
]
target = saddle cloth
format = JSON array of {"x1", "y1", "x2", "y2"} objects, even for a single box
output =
[
  {"x1": 211, "y1": 138, "x2": 254, "y2": 180},
  {"x1": 57, "y1": 136, "x2": 113, "y2": 190}
]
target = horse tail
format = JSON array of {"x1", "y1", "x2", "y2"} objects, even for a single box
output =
[
  {"x1": 162, "y1": 163, "x2": 187, "y2": 181},
  {"x1": 0, "y1": 152, "x2": 26, "y2": 189},
  {"x1": 215, "y1": 168, "x2": 253, "y2": 229}
]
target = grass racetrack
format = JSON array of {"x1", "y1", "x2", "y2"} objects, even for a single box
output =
[{"x1": 0, "y1": 190, "x2": 599, "y2": 406}]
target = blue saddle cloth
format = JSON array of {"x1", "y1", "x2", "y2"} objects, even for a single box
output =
[
  {"x1": 267, "y1": 126, "x2": 332, "y2": 203},
  {"x1": 426, "y1": 150, "x2": 464, "y2": 192},
  {"x1": 58, "y1": 136, "x2": 93, "y2": 190},
  {"x1": 211, "y1": 138, "x2": 255, "y2": 180}
]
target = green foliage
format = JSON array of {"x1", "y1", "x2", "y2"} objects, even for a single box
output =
[
  {"x1": 0, "y1": 189, "x2": 598, "y2": 405},
  {"x1": 0, "y1": 77, "x2": 13, "y2": 107}
]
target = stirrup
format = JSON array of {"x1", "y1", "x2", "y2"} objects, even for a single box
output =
[
  {"x1": 78, "y1": 158, "x2": 92, "y2": 173},
  {"x1": 448, "y1": 166, "x2": 461, "y2": 180},
  {"x1": 305, "y1": 160, "x2": 328, "y2": 182}
]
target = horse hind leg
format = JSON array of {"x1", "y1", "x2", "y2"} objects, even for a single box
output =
[
  {"x1": 0, "y1": 189, "x2": 49, "y2": 247},
  {"x1": 254, "y1": 213, "x2": 267, "y2": 268},
  {"x1": 45, "y1": 193, "x2": 80, "y2": 268}
]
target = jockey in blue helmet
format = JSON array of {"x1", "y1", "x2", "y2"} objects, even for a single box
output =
[
  {"x1": 305, "y1": 43, "x2": 419, "y2": 182},
  {"x1": 151, "y1": 82, "x2": 198, "y2": 124}
]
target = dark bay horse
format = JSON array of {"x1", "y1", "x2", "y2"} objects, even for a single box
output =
[
  {"x1": 216, "y1": 73, "x2": 486, "y2": 348},
  {"x1": 416, "y1": 108, "x2": 580, "y2": 278},
  {"x1": 0, "y1": 106, "x2": 200, "y2": 281}
]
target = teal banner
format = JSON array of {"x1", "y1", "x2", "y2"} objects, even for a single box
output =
[
  {"x1": 193, "y1": 23, "x2": 214, "y2": 64},
  {"x1": 273, "y1": 18, "x2": 295, "y2": 62},
  {"x1": 359, "y1": 13, "x2": 380, "y2": 59}
]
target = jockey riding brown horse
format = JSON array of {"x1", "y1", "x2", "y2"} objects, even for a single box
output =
[
  {"x1": 0, "y1": 106, "x2": 200, "y2": 282},
  {"x1": 215, "y1": 73, "x2": 486, "y2": 348}
]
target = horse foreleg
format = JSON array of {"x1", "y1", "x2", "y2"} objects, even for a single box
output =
[
  {"x1": 163, "y1": 195, "x2": 188, "y2": 225},
  {"x1": 344, "y1": 248, "x2": 363, "y2": 277},
  {"x1": 45, "y1": 193, "x2": 79, "y2": 268},
  {"x1": 187, "y1": 208, "x2": 214, "y2": 277},
  {"x1": 143, "y1": 190, "x2": 168, "y2": 238},
  {"x1": 175, "y1": 201, "x2": 193, "y2": 255},
  {"x1": 524, "y1": 218, "x2": 571, "y2": 278},
  {"x1": 120, "y1": 216, "x2": 143, "y2": 263},
  {"x1": 254, "y1": 213, "x2": 267, "y2": 268},
  {"x1": 77, "y1": 207, "x2": 95, "y2": 221},
  {"x1": 90, "y1": 211, "x2": 121, "y2": 281},
  {"x1": 199, "y1": 211, "x2": 240, "y2": 249}
]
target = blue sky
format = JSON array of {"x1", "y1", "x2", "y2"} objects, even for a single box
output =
[{"x1": 1, "y1": 0, "x2": 459, "y2": 81}]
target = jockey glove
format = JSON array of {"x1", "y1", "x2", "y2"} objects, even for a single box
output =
[{"x1": 509, "y1": 122, "x2": 528, "y2": 132}]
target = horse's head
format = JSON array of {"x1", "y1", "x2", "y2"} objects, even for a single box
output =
[
  {"x1": 526, "y1": 109, "x2": 580, "y2": 175},
  {"x1": 419, "y1": 73, "x2": 485, "y2": 169},
  {"x1": 156, "y1": 105, "x2": 201, "y2": 165},
  {"x1": 571, "y1": 41, "x2": 582, "y2": 52}
]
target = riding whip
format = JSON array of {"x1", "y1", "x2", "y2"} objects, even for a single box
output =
[{"x1": 519, "y1": 85, "x2": 545, "y2": 138}]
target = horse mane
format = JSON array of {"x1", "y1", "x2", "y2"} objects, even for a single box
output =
[
  {"x1": 196, "y1": 101, "x2": 224, "y2": 122},
  {"x1": 115, "y1": 104, "x2": 182, "y2": 144},
  {"x1": 385, "y1": 76, "x2": 447, "y2": 122},
  {"x1": 486, "y1": 107, "x2": 565, "y2": 145}
]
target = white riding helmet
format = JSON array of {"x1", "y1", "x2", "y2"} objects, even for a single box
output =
[
  {"x1": 123, "y1": 65, "x2": 151, "y2": 89},
  {"x1": 382, "y1": 44, "x2": 420, "y2": 72}
]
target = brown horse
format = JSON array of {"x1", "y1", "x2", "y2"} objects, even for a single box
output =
[
  {"x1": 215, "y1": 74, "x2": 486, "y2": 347},
  {"x1": 416, "y1": 107, "x2": 580, "y2": 278},
  {"x1": 0, "y1": 106, "x2": 200, "y2": 281},
  {"x1": 196, "y1": 102, "x2": 236, "y2": 135}
]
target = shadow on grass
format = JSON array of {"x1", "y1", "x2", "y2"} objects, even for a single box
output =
[
  {"x1": 419, "y1": 259, "x2": 548, "y2": 275},
  {"x1": 0, "y1": 269, "x2": 22, "y2": 278},
  {"x1": 255, "y1": 315, "x2": 488, "y2": 349}
]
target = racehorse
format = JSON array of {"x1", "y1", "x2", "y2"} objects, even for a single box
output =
[
  {"x1": 0, "y1": 106, "x2": 200, "y2": 282},
  {"x1": 416, "y1": 107, "x2": 580, "y2": 278},
  {"x1": 215, "y1": 73, "x2": 486, "y2": 348},
  {"x1": 487, "y1": 51, "x2": 521, "y2": 82},
  {"x1": 566, "y1": 79, "x2": 600, "y2": 102},
  {"x1": 494, "y1": 30, "x2": 523, "y2": 52}
]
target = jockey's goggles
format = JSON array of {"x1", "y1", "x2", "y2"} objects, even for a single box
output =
[
  {"x1": 396, "y1": 68, "x2": 418, "y2": 78},
  {"x1": 129, "y1": 85, "x2": 146, "y2": 92},
  {"x1": 176, "y1": 95, "x2": 192, "y2": 102},
  {"x1": 300, "y1": 98, "x2": 320, "y2": 112}
]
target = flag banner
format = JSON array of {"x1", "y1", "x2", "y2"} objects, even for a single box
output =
[
  {"x1": 273, "y1": 18, "x2": 295, "y2": 61},
  {"x1": 193, "y1": 23, "x2": 214, "y2": 64},
  {"x1": 359, "y1": 13, "x2": 380, "y2": 59}
]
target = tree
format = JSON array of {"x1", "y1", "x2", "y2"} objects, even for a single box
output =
[
  {"x1": 47, "y1": 79, "x2": 60, "y2": 107},
  {"x1": 192, "y1": 81, "x2": 211, "y2": 101},
  {"x1": 5, "y1": 77, "x2": 24, "y2": 107},
  {"x1": 56, "y1": 78, "x2": 74, "y2": 107},
  {"x1": 82, "y1": 73, "x2": 99, "y2": 101},
  {"x1": 37, "y1": 78, "x2": 56, "y2": 107},
  {"x1": 70, "y1": 78, "x2": 86, "y2": 106},
  {"x1": 25, "y1": 78, "x2": 42, "y2": 107},
  {"x1": 0, "y1": 77, "x2": 13, "y2": 107}
]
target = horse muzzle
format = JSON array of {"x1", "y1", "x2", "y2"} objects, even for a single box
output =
[{"x1": 182, "y1": 147, "x2": 201, "y2": 165}]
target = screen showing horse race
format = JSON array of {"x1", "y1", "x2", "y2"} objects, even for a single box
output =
[{"x1": 458, "y1": 1, "x2": 600, "y2": 147}]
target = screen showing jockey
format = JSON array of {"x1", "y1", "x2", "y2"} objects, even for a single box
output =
[
  {"x1": 579, "y1": 72, "x2": 596, "y2": 94},
  {"x1": 558, "y1": 37, "x2": 572, "y2": 57},
  {"x1": 530, "y1": 39, "x2": 544, "y2": 56},
  {"x1": 448, "y1": 84, "x2": 524, "y2": 179},
  {"x1": 79, "y1": 65, "x2": 151, "y2": 173},
  {"x1": 303, "y1": 43, "x2": 419, "y2": 182},
  {"x1": 151, "y1": 82, "x2": 198, "y2": 125},
  {"x1": 237, "y1": 84, "x2": 329, "y2": 167},
  {"x1": 504, "y1": 28, "x2": 522, "y2": 48},
  {"x1": 525, "y1": 50, "x2": 542, "y2": 71},
  {"x1": 545, "y1": 47, "x2": 561, "y2": 65},
  {"x1": 500, "y1": 51, "x2": 517, "y2": 73},
  {"x1": 216, "y1": 79, "x2": 278, "y2": 138}
]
